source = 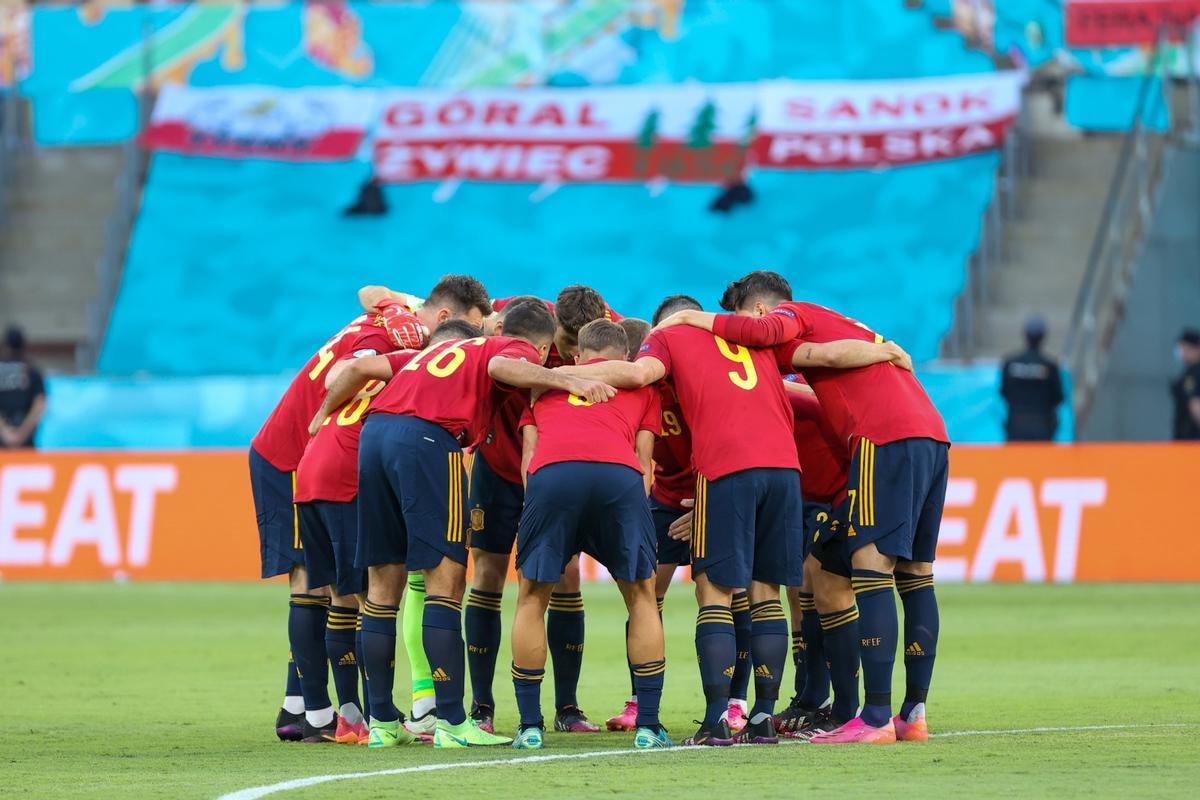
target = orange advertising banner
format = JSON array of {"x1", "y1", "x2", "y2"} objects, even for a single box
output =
[{"x1": 1, "y1": 444, "x2": 1198, "y2": 582}]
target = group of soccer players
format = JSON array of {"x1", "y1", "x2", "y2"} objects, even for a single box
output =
[{"x1": 248, "y1": 269, "x2": 949, "y2": 751}]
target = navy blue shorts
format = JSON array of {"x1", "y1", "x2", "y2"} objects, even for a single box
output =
[
  {"x1": 356, "y1": 414, "x2": 469, "y2": 572},
  {"x1": 650, "y1": 493, "x2": 690, "y2": 566},
  {"x1": 847, "y1": 437, "x2": 949, "y2": 563},
  {"x1": 298, "y1": 499, "x2": 365, "y2": 596},
  {"x1": 811, "y1": 497, "x2": 852, "y2": 579},
  {"x1": 691, "y1": 468, "x2": 804, "y2": 589},
  {"x1": 468, "y1": 451, "x2": 525, "y2": 555},
  {"x1": 801, "y1": 501, "x2": 833, "y2": 561},
  {"x1": 517, "y1": 462, "x2": 656, "y2": 584},
  {"x1": 248, "y1": 446, "x2": 303, "y2": 579}
]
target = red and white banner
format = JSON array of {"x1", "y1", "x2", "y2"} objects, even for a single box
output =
[
  {"x1": 752, "y1": 72, "x2": 1023, "y2": 169},
  {"x1": 371, "y1": 84, "x2": 757, "y2": 183},
  {"x1": 1066, "y1": 0, "x2": 1200, "y2": 47},
  {"x1": 144, "y1": 85, "x2": 372, "y2": 160}
]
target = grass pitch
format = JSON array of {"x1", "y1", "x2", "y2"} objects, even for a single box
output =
[{"x1": 2, "y1": 582, "x2": 1197, "y2": 798}]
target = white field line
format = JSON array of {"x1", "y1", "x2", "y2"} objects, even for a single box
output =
[{"x1": 217, "y1": 723, "x2": 1193, "y2": 800}]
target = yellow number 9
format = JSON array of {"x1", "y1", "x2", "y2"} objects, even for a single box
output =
[
  {"x1": 662, "y1": 410, "x2": 682, "y2": 436},
  {"x1": 714, "y1": 336, "x2": 758, "y2": 390}
]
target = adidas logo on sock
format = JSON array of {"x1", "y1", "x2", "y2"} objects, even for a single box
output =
[
  {"x1": 754, "y1": 664, "x2": 773, "y2": 678},
  {"x1": 338, "y1": 652, "x2": 357, "y2": 666},
  {"x1": 432, "y1": 667, "x2": 451, "y2": 682},
  {"x1": 906, "y1": 642, "x2": 925, "y2": 656},
  {"x1": 722, "y1": 666, "x2": 736, "y2": 678}
]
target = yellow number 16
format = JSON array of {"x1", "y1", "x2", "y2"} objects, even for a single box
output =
[{"x1": 715, "y1": 336, "x2": 758, "y2": 390}]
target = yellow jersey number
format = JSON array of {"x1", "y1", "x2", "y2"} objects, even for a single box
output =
[
  {"x1": 662, "y1": 410, "x2": 683, "y2": 436},
  {"x1": 307, "y1": 319, "x2": 367, "y2": 381},
  {"x1": 333, "y1": 380, "x2": 385, "y2": 427},
  {"x1": 399, "y1": 337, "x2": 488, "y2": 378},
  {"x1": 714, "y1": 335, "x2": 758, "y2": 390}
]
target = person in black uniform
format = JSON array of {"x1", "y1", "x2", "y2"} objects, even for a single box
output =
[
  {"x1": 1000, "y1": 315, "x2": 1064, "y2": 442},
  {"x1": 0, "y1": 326, "x2": 47, "y2": 449},
  {"x1": 1170, "y1": 328, "x2": 1200, "y2": 440}
]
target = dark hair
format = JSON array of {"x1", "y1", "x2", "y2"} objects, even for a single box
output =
[
  {"x1": 578, "y1": 319, "x2": 629, "y2": 357},
  {"x1": 553, "y1": 284, "x2": 608, "y2": 340},
  {"x1": 719, "y1": 270, "x2": 792, "y2": 312},
  {"x1": 427, "y1": 274, "x2": 492, "y2": 319},
  {"x1": 652, "y1": 294, "x2": 702, "y2": 325},
  {"x1": 497, "y1": 295, "x2": 545, "y2": 317},
  {"x1": 502, "y1": 300, "x2": 557, "y2": 344},
  {"x1": 4, "y1": 325, "x2": 25, "y2": 355},
  {"x1": 430, "y1": 319, "x2": 483, "y2": 343},
  {"x1": 617, "y1": 318, "x2": 651, "y2": 358}
]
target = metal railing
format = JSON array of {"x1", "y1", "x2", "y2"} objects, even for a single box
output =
[{"x1": 1061, "y1": 27, "x2": 1199, "y2": 425}]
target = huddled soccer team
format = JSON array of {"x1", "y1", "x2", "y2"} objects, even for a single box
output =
[{"x1": 247, "y1": 270, "x2": 949, "y2": 751}]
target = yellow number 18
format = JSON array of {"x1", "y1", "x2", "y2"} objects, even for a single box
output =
[{"x1": 714, "y1": 336, "x2": 758, "y2": 390}]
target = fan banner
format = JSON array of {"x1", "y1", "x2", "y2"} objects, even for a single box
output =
[
  {"x1": 1065, "y1": 0, "x2": 1200, "y2": 47},
  {"x1": 143, "y1": 84, "x2": 373, "y2": 160},
  {"x1": 752, "y1": 72, "x2": 1024, "y2": 169}
]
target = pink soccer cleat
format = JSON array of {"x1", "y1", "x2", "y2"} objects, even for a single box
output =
[
  {"x1": 725, "y1": 702, "x2": 748, "y2": 733},
  {"x1": 893, "y1": 704, "x2": 928, "y2": 742},
  {"x1": 606, "y1": 700, "x2": 639, "y2": 732},
  {"x1": 332, "y1": 715, "x2": 369, "y2": 745},
  {"x1": 809, "y1": 716, "x2": 897, "y2": 744}
]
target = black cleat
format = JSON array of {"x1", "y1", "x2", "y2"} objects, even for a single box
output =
[
  {"x1": 776, "y1": 698, "x2": 831, "y2": 738},
  {"x1": 553, "y1": 706, "x2": 600, "y2": 733},
  {"x1": 275, "y1": 708, "x2": 304, "y2": 741},
  {"x1": 733, "y1": 714, "x2": 779, "y2": 745},
  {"x1": 469, "y1": 702, "x2": 495, "y2": 734},
  {"x1": 300, "y1": 715, "x2": 337, "y2": 743},
  {"x1": 681, "y1": 718, "x2": 734, "y2": 746},
  {"x1": 796, "y1": 711, "x2": 841, "y2": 742}
]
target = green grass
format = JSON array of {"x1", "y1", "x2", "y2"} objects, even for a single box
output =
[{"x1": 1, "y1": 583, "x2": 1198, "y2": 798}]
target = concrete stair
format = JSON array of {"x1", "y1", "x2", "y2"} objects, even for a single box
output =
[
  {"x1": 970, "y1": 135, "x2": 1123, "y2": 358},
  {"x1": 0, "y1": 146, "x2": 124, "y2": 372}
]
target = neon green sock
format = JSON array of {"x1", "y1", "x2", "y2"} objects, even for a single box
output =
[{"x1": 404, "y1": 574, "x2": 435, "y2": 706}]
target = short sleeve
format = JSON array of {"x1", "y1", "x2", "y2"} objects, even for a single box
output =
[
  {"x1": 495, "y1": 338, "x2": 540, "y2": 363},
  {"x1": 28, "y1": 367, "x2": 45, "y2": 397},
  {"x1": 346, "y1": 327, "x2": 392, "y2": 358},
  {"x1": 518, "y1": 404, "x2": 536, "y2": 431},
  {"x1": 775, "y1": 339, "x2": 802, "y2": 372},
  {"x1": 385, "y1": 350, "x2": 418, "y2": 372},
  {"x1": 638, "y1": 388, "x2": 663, "y2": 434},
  {"x1": 637, "y1": 329, "x2": 672, "y2": 376}
]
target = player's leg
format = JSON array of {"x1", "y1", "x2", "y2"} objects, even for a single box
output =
[
  {"x1": 248, "y1": 447, "x2": 308, "y2": 741},
  {"x1": 323, "y1": 499, "x2": 368, "y2": 743},
  {"x1": 510, "y1": 576, "x2": 555, "y2": 749},
  {"x1": 401, "y1": 572, "x2": 435, "y2": 733},
  {"x1": 809, "y1": 562, "x2": 863, "y2": 741},
  {"x1": 292, "y1": 501, "x2": 340, "y2": 743},
  {"x1": 893, "y1": 441, "x2": 949, "y2": 741},
  {"x1": 549, "y1": 557, "x2": 596, "y2": 732},
  {"x1": 619, "y1": 576, "x2": 671, "y2": 748},
  {"x1": 725, "y1": 589, "x2": 752, "y2": 732}
]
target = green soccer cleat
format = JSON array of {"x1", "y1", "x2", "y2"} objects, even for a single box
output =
[
  {"x1": 511, "y1": 725, "x2": 545, "y2": 750},
  {"x1": 433, "y1": 718, "x2": 514, "y2": 748},
  {"x1": 634, "y1": 725, "x2": 674, "y2": 749},
  {"x1": 366, "y1": 718, "x2": 417, "y2": 748}
]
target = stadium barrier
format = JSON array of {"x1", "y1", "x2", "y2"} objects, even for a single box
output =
[{"x1": 1, "y1": 443, "x2": 1196, "y2": 582}]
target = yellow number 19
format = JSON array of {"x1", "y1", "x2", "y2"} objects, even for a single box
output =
[{"x1": 714, "y1": 336, "x2": 758, "y2": 390}]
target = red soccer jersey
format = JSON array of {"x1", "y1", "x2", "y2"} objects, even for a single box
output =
[
  {"x1": 521, "y1": 361, "x2": 661, "y2": 475},
  {"x1": 786, "y1": 377, "x2": 849, "y2": 505},
  {"x1": 712, "y1": 301, "x2": 949, "y2": 447},
  {"x1": 652, "y1": 383, "x2": 694, "y2": 510},
  {"x1": 294, "y1": 350, "x2": 419, "y2": 503},
  {"x1": 368, "y1": 335, "x2": 540, "y2": 444},
  {"x1": 637, "y1": 326, "x2": 800, "y2": 481},
  {"x1": 251, "y1": 313, "x2": 395, "y2": 472}
]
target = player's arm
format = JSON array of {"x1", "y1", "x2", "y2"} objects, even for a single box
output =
[
  {"x1": 358, "y1": 285, "x2": 423, "y2": 311},
  {"x1": 635, "y1": 430, "x2": 655, "y2": 496},
  {"x1": 520, "y1": 424, "x2": 538, "y2": 489},
  {"x1": 792, "y1": 339, "x2": 913, "y2": 372},
  {"x1": 488, "y1": 356, "x2": 616, "y2": 403},
  {"x1": 667, "y1": 498, "x2": 694, "y2": 542},
  {"x1": 656, "y1": 309, "x2": 803, "y2": 347},
  {"x1": 556, "y1": 356, "x2": 666, "y2": 390},
  {"x1": 309, "y1": 355, "x2": 395, "y2": 435}
]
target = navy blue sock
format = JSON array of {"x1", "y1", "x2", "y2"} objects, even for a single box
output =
[
  {"x1": 748, "y1": 600, "x2": 788, "y2": 718},
  {"x1": 797, "y1": 595, "x2": 830, "y2": 709},
  {"x1": 511, "y1": 664, "x2": 545, "y2": 728},
  {"x1": 853, "y1": 570, "x2": 897, "y2": 727},
  {"x1": 625, "y1": 617, "x2": 636, "y2": 697},
  {"x1": 632, "y1": 659, "x2": 666, "y2": 728},
  {"x1": 360, "y1": 601, "x2": 399, "y2": 722},
  {"x1": 896, "y1": 572, "x2": 939, "y2": 718},
  {"x1": 729, "y1": 592, "x2": 752, "y2": 702},
  {"x1": 288, "y1": 594, "x2": 331, "y2": 712},
  {"x1": 465, "y1": 589, "x2": 503, "y2": 708},
  {"x1": 547, "y1": 592, "x2": 585, "y2": 711},
  {"x1": 820, "y1": 606, "x2": 861, "y2": 724},
  {"x1": 423, "y1": 595, "x2": 466, "y2": 726},
  {"x1": 695, "y1": 605, "x2": 735, "y2": 728},
  {"x1": 355, "y1": 614, "x2": 371, "y2": 718},
  {"x1": 286, "y1": 652, "x2": 301, "y2": 699},
  {"x1": 325, "y1": 605, "x2": 361, "y2": 714}
]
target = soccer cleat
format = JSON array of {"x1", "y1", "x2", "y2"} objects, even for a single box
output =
[
  {"x1": 434, "y1": 718, "x2": 513, "y2": 748},
  {"x1": 366, "y1": 719, "x2": 417, "y2": 748},
  {"x1": 330, "y1": 714, "x2": 369, "y2": 745},
  {"x1": 605, "y1": 700, "x2": 639, "y2": 732},
  {"x1": 795, "y1": 714, "x2": 841, "y2": 742},
  {"x1": 553, "y1": 706, "x2": 600, "y2": 733},
  {"x1": 893, "y1": 703, "x2": 929, "y2": 742},
  {"x1": 275, "y1": 708, "x2": 304, "y2": 741},
  {"x1": 809, "y1": 716, "x2": 897, "y2": 744},
  {"x1": 725, "y1": 701, "x2": 748, "y2": 733},
  {"x1": 732, "y1": 715, "x2": 778, "y2": 745},
  {"x1": 634, "y1": 725, "x2": 674, "y2": 749},
  {"x1": 511, "y1": 725, "x2": 545, "y2": 750},
  {"x1": 775, "y1": 699, "x2": 832, "y2": 738},
  {"x1": 680, "y1": 719, "x2": 734, "y2": 747},
  {"x1": 404, "y1": 708, "x2": 438, "y2": 739},
  {"x1": 300, "y1": 716, "x2": 337, "y2": 743},
  {"x1": 469, "y1": 702, "x2": 495, "y2": 735}
]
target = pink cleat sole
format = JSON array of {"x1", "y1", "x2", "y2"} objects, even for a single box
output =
[
  {"x1": 605, "y1": 701, "x2": 639, "y2": 732},
  {"x1": 810, "y1": 717, "x2": 897, "y2": 744},
  {"x1": 894, "y1": 712, "x2": 928, "y2": 742}
]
